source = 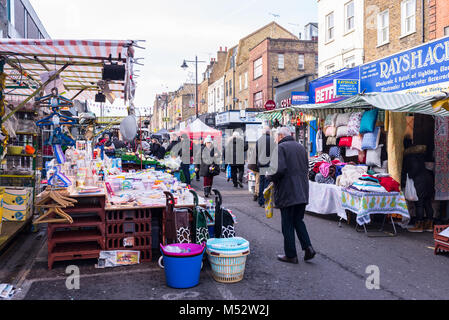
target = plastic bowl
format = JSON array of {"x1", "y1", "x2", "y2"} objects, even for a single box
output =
[{"x1": 8, "y1": 146, "x2": 23, "y2": 155}]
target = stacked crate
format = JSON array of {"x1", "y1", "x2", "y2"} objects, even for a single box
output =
[
  {"x1": 47, "y1": 194, "x2": 106, "y2": 270},
  {"x1": 105, "y1": 209, "x2": 152, "y2": 262}
]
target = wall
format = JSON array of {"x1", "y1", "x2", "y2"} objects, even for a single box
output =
[{"x1": 429, "y1": 0, "x2": 449, "y2": 40}]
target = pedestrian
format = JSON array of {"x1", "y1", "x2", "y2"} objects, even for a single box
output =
[
  {"x1": 177, "y1": 134, "x2": 193, "y2": 186},
  {"x1": 199, "y1": 136, "x2": 219, "y2": 198},
  {"x1": 150, "y1": 137, "x2": 166, "y2": 160},
  {"x1": 225, "y1": 131, "x2": 248, "y2": 188},
  {"x1": 136, "y1": 136, "x2": 151, "y2": 155},
  {"x1": 193, "y1": 138, "x2": 202, "y2": 182},
  {"x1": 166, "y1": 133, "x2": 180, "y2": 153},
  {"x1": 256, "y1": 126, "x2": 276, "y2": 207},
  {"x1": 268, "y1": 127, "x2": 316, "y2": 264}
]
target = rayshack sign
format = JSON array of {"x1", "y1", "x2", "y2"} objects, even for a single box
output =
[{"x1": 361, "y1": 36, "x2": 449, "y2": 94}]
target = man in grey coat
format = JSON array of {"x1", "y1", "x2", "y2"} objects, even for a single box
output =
[{"x1": 268, "y1": 127, "x2": 316, "y2": 264}]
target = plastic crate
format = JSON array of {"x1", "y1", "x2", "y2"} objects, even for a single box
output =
[
  {"x1": 106, "y1": 209, "x2": 151, "y2": 223},
  {"x1": 106, "y1": 221, "x2": 152, "y2": 236},
  {"x1": 106, "y1": 234, "x2": 152, "y2": 250}
]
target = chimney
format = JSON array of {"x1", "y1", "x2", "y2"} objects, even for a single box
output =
[
  {"x1": 225, "y1": 47, "x2": 228, "y2": 52},
  {"x1": 220, "y1": 46, "x2": 222, "y2": 52}
]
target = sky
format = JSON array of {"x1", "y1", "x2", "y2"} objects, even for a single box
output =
[{"x1": 29, "y1": 0, "x2": 318, "y2": 116}]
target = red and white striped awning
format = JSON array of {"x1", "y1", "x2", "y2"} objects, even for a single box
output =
[{"x1": 0, "y1": 38, "x2": 137, "y2": 102}]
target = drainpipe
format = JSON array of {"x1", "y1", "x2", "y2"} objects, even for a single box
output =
[{"x1": 422, "y1": 0, "x2": 425, "y2": 43}]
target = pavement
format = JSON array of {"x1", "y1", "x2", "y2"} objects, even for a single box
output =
[{"x1": 1, "y1": 174, "x2": 449, "y2": 300}]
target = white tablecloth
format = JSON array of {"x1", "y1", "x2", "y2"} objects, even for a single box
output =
[{"x1": 306, "y1": 181, "x2": 347, "y2": 221}]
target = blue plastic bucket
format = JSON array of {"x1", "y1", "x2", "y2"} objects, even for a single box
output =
[{"x1": 160, "y1": 244, "x2": 205, "y2": 289}]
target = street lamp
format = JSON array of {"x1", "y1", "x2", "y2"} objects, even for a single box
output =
[{"x1": 181, "y1": 56, "x2": 206, "y2": 119}]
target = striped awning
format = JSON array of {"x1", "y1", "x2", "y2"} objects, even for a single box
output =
[
  {"x1": 257, "y1": 92, "x2": 449, "y2": 120},
  {"x1": 0, "y1": 39, "x2": 138, "y2": 102}
]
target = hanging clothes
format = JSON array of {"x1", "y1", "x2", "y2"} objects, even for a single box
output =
[
  {"x1": 435, "y1": 116, "x2": 449, "y2": 200},
  {"x1": 309, "y1": 120, "x2": 317, "y2": 157},
  {"x1": 387, "y1": 111, "x2": 407, "y2": 185},
  {"x1": 316, "y1": 128, "x2": 323, "y2": 154}
]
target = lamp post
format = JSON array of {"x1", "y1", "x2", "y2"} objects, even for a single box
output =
[
  {"x1": 181, "y1": 56, "x2": 206, "y2": 119},
  {"x1": 272, "y1": 76, "x2": 279, "y2": 101}
]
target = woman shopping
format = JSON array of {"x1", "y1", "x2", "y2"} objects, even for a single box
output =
[{"x1": 199, "y1": 136, "x2": 220, "y2": 198}]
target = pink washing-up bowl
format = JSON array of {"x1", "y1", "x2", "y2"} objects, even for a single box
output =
[{"x1": 160, "y1": 243, "x2": 205, "y2": 257}]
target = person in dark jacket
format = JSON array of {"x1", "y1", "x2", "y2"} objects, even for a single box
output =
[
  {"x1": 402, "y1": 138, "x2": 435, "y2": 233},
  {"x1": 268, "y1": 127, "x2": 315, "y2": 264},
  {"x1": 256, "y1": 127, "x2": 276, "y2": 207},
  {"x1": 150, "y1": 137, "x2": 166, "y2": 160},
  {"x1": 225, "y1": 131, "x2": 248, "y2": 188},
  {"x1": 176, "y1": 134, "x2": 193, "y2": 186},
  {"x1": 199, "y1": 136, "x2": 218, "y2": 197},
  {"x1": 166, "y1": 134, "x2": 180, "y2": 154}
]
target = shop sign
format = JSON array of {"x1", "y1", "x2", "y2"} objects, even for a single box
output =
[
  {"x1": 291, "y1": 92, "x2": 309, "y2": 105},
  {"x1": 264, "y1": 100, "x2": 276, "y2": 111},
  {"x1": 361, "y1": 36, "x2": 449, "y2": 93},
  {"x1": 334, "y1": 79, "x2": 360, "y2": 97},
  {"x1": 215, "y1": 112, "x2": 230, "y2": 126},
  {"x1": 280, "y1": 98, "x2": 291, "y2": 108}
]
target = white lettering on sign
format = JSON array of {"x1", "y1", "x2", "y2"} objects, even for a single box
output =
[
  {"x1": 315, "y1": 84, "x2": 336, "y2": 103},
  {"x1": 281, "y1": 98, "x2": 291, "y2": 108}
]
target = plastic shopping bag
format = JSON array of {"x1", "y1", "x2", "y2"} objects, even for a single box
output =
[
  {"x1": 263, "y1": 183, "x2": 274, "y2": 219},
  {"x1": 226, "y1": 165, "x2": 232, "y2": 179},
  {"x1": 404, "y1": 175, "x2": 418, "y2": 202}
]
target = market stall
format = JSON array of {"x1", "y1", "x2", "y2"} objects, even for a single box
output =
[{"x1": 258, "y1": 92, "x2": 449, "y2": 235}]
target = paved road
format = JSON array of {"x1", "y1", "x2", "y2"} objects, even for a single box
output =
[{"x1": 1, "y1": 174, "x2": 448, "y2": 300}]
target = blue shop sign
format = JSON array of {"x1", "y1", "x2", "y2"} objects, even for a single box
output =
[
  {"x1": 291, "y1": 91, "x2": 309, "y2": 105},
  {"x1": 334, "y1": 79, "x2": 360, "y2": 97},
  {"x1": 361, "y1": 36, "x2": 449, "y2": 93}
]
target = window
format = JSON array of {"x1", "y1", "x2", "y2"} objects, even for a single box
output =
[
  {"x1": 344, "y1": 56, "x2": 355, "y2": 68},
  {"x1": 254, "y1": 91, "x2": 263, "y2": 109},
  {"x1": 244, "y1": 72, "x2": 248, "y2": 89},
  {"x1": 229, "y1": 80, "x2": 232, "y2": 96},
  {"x1": 326, "y1": 12, "x2": 334, "y2": 42},
  {"x1": 254, "y1": 57, "x2": 263, "y2": 79},
  {"x1": 325, "y1": 64, "x2": 335, "y2": 75},
  {"x1": 278, "y1": 54, "x2": 284, "y2": 69},
  {"x1": 244, "y1": 100, "x2": 248, "y2": 109},
  {"x1": 298, "y1": 54, "x2": 305, "y2": 70},
  {"x1": 445, "y1": 26, "x2": 449, "y2": 36},
  {"x1": 345, "y1": 1, "x2": 355, "y2": 32},
  {"x1": 315, "y1": 55, "x2": 319, "y2": 70},
  {"x1": 225, "y1": 81, "x2": 228, "y2": 97},
  {"x1": 239, "y1": 75, "x2": 242, "y2": 91},
  {"x1": 377, "y1": 10, "x2": 389, "y2": 46},
  {"x1": 401, "y1": 0, "x2": 416, "y2": 36}
]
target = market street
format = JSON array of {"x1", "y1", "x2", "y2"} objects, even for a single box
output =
[{"x1": 1, "y1": 174, "x2": 446, "y2": 301}]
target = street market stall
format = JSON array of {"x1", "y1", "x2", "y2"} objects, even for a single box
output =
[{"x1": 258, "y1": 92, "x2": 449, "y2": 236}]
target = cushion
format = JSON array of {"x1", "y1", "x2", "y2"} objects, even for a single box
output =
[
  {"x1": 346, "y1": 147, "x2": 359, "y2": 157},
  {"x1": 347, "y1": 112, "x2": 363, "y2": 136},
  {"x1": 335, "y1": 113, "x2": 352, "y2": 128},
  {"x1": 339, "y1": 136, "x2": 353, "y2": 147},
  {"x1": 362, "y1": 127, "x2": 381, "y2": 150},
  {"x1": 325, "y1": 126, "x2": 337, "y2": 137},
  {"x1": 351, "y1": 134, "x2": 363, "y2": 151},
  {"x1": 336, "y1": 126, "x2": 349, "y2": 138},
  {"x1": 360, "y1": 109, "x2": 379, "y2": 133},
  {"x1": 329, "y1": 146, "x2": 341, "y2": 159},
  {"x1": 366, "y1": 145, "x2": 383, "y2": 167},
  {"x1": 324, "y1": 114, "x2": 338, "y2": 128},
  {"x1": 358, "y1": 150, "x2": 366, "y2": 164},
  {"x1": 326, "y1": 136, "x2": 337, "y2": 145}
]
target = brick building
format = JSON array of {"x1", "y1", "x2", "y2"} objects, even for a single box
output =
[
  {"x1": 364, "y1": 0, "x2": 428, "y2": 63},
  {"x1": 207, "y1": 47, "x2": 228, "y2": 114},
  {"x1": 249, "y1": 37, "x2": 318, "y2": 109},
  {"x1": 429, "y1": 0, "x2": 449, "y2": 40}
]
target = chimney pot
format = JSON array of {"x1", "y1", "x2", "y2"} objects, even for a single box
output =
[{"x1": 220, "y1": 46, "x2": 222, "y2": 51}]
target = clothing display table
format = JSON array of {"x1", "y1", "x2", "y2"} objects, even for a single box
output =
[
  {"x1": 306, "y1": 181, "x2": 347, "y2": 221},
  {"x1": 341, "y1": 188, "x2": 410, "y2": 236}
]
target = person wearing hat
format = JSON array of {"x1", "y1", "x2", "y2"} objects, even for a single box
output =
[
  {"x1": 199, "y1": 136, "x2": 219, "y2": 197},
  {"x1": 150, "y1": 136, "x2": 166, "y2": 160}
]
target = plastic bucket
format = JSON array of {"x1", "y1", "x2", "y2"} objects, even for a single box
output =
[
  {"x1": 208, "y1": 226, "x2": 215, "y2": 239},
  {"x1": 206, "y1": 237, "x2": 250, "y2": 256},
  {"x1": 160, "y1": 244, "x2": 205, "y2": 289}
]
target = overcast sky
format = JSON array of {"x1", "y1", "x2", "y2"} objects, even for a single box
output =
[{"x1": 29, "y1": 0, "x2": 317, "y2": 114}]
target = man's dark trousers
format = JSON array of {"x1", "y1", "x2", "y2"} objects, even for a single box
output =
[
  {"x1": 231, "y1": 165, "x2": 244, "y2": 186},
  {"x1": 181, "y1": 163, "x2": 191, "y2": 185},
  {"x1": 258, "y1": 175, "x2": 270, "y2": 206},
  {"x1": 280, "y1": 204, "x2": 312, "y2": 258}
]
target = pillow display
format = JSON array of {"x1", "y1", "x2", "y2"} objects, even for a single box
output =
[
  {"x1": 346, "y1": 147, "x2": 359, "y2": 157},
  {"x1": 324, "y1": 114, "x2": 338, "y2": 128},
  {"x1": 339, "y1": 136, "x2": 353, "y2": 147},
  {"x1": 326, "y1": 136, "x2": 337, "y2": 145},
  {"x1": 329, "y1": 146, "x2": 341, "y2": 159},
  {"x1": 336, "y1": 126, "x2": 349, "y2": 138},
  {"x1": 351, "y1": 134, "x2": 363, "y2": 151},
  {"x1": 358, "y1": 150, "x2": 367, "y2": 164},
  {"x1": 325, "y1": 126, "x2": 337, "y2": 137},
  {"x1": 360, "y1": 109, "x2": 379, "y2": 134},
  {"x1": 335, "y1": 113, "x2": 352, "y2": 128},
  {"x1": 347, "y1": 112, "x2": 363, "y2": 136},
  {"x1": 366, "y1": 145, "x2": 383, "y2": 168},
  {"x1": 362, "y1": 127, "x2": 381, "y2": 150}
]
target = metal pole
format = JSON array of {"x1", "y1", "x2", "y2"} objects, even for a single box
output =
[{"x1": 195, "y1": 56, "x2": 199, "y2": 119}]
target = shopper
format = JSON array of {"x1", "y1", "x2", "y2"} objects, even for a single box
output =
[
  {"x1": 402, "y1": 138, "x2": 435, "y2": 233},
  {"x1": 136, "y1": 137, "x2": 151, "y2": 155},
  {"x1": 225, "y1": 131, "x2": 248, "y2": 189},
  {"x1": 177, "y1": 134, "x2": 193, "y2": 186},
  {"x1": 166, "y1": 134, "x2": 180, "y2": 153},
  {"x1": 256, "y1": 126, "x2": 275, "y2": 207},
  {"x1": 200, "y1": 136, "x2": 218, "y2": 198},
  {"x1": 268, "y1": 127, "x2": 316, "y2": 264},
  {"x1": 150, "y1": 137, "x2": 166, "y2": 160}
]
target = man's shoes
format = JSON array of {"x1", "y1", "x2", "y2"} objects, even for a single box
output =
[
  {"x1": 423, "y1": 220, "x2": 434, "y2": 233},
  {"x1": 204, "y1": 187, "x2": 211, "y2": 198},
  {"x1": 408, "y1": 221, "x2": 424, "y2": 233},
  {"x1": 238, "y1": 181, "x2": 244, "y2": 188},
  {"x1": 277, "y1": 255, "x2": 299, "y2": 264},
  {"x1": 304, "y1": 246, "x2": 316, "y2": 262},
  {"x1": 253, "y1": 194, "x2": 258, "y2": 201},
  {"x1": 234, "y1": 184, "x2": 239, "y2": 189}
]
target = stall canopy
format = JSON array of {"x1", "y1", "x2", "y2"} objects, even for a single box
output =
[
  {"x1": 0, "y1": 38, "x2": 142, "y2": 122},
  {"x1": 179, "y1": 119, "x2": 222, "y2": 140},
  {"x1": 258, "y1": 92, "x2": 449, "y2": 120}
]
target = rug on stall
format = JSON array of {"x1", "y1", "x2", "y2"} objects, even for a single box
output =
[{"x1": 435, "y1": 117, "x2": 449, "y2": 200}]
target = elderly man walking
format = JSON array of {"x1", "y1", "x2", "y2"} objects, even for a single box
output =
[{"x1": 268, "y1": 127, "x2": 316, "y2": 264}]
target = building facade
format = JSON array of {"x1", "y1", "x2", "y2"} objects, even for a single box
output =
[
  {"x1": 317, "y1": 0, "x2": 365, "y2": 76},
  {"x1": 0, "y1": 0, "x2": 50, "y2": 39},
  {"x1": 207, "y1": 48, "x2": 227, "y2": 114},
  {"x1": 249, "y1": 37, "x2": 318, "y2": 109},
  {"x1": 428, "y1": 0, "x2": 449, "y2": 40}
]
